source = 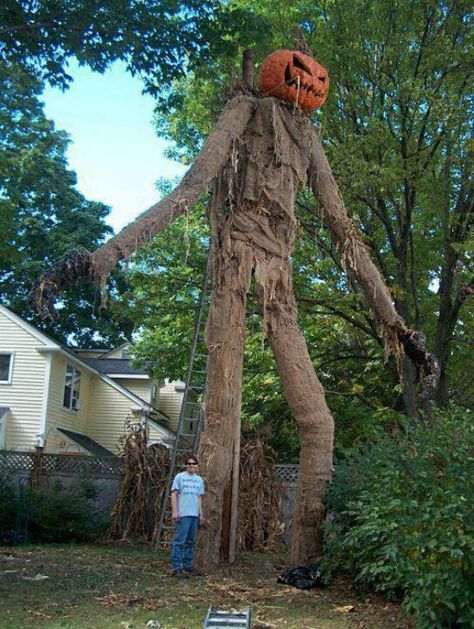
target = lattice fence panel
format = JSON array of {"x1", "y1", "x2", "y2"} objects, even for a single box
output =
[
  {"x1": 0, "y1": 450, "x2": 35, "y2": 471},
  {"x1": 1, "y1": 450, "x2": 294, "y2": 481},
  {"x1": 0, "y1": 450, "x2": 124, "y2": 477},
  {"x1": 274, "y1": 464, "x2": 299, "y2": 483}
]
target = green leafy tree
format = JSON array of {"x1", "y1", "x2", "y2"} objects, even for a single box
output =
[
  {"x1": 146, "y1": 0, "x2": 473, "y2": 416},
  {"x1": 0, "y1": 61, "x2": 131, "y2": 345},
  {"x1": 0, "y1": 0, "x2": 215, "y2": 95}
]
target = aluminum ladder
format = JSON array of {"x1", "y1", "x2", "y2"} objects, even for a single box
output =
[
  {"x1": 203, "y1": 606, "x2": 252, "y2": 628},
  {"x1": 155, "y1": 265, "x2": 211, "y2": 548}
]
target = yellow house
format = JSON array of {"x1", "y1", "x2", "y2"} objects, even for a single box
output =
[{"x1": 0, "y1": 304, "x2": 182, "y2": 455}]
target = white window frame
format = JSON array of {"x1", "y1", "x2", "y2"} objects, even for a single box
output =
[
  {"x1": 0, "y1": 352, "x2": 14, "y2": 385},
  {"x1": 63, "y1": 363, "x2": 81, "y2": 412}
]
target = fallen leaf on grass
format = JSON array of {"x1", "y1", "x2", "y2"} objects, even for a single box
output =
[
  {"x1": 95, "y1": 593, "x2": 172, "y2": 611},
  {"x1": 96, "y1": 594, "x2": 144, "y2": 607},
  {"x1": 181, "y1": 595, "x2": 200, "y2": 602},
  {"x1": 28, "y1": 610, "x2": 52, "y2": 619},
  {"x1": 334, "y1": 604, "x2": 355, "y2": 613}
]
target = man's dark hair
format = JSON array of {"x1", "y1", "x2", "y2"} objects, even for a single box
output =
[{"x1": 186, "y1": 456, "x2": 198, "y2": 465}]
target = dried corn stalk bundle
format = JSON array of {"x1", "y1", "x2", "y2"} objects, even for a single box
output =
[
  {"x1": 238, "y1": 436, "x2": 281, "y2": 551},
  {"x1": 109, "y1": 420, "x2": 170, "y2": 543}
]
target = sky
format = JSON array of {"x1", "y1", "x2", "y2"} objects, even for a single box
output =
[{"x1": 42, "y1": 61, "x2": 186, "y2": 233}]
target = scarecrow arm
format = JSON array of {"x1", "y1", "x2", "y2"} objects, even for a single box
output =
[
  {"x1": 31, "y1": 95, "x2": 256, "y2": 318},
  {"x1": 308, "y1": 127, "x2": 439, "y2": 397}
]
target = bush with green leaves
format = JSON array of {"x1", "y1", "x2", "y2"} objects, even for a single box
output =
[
  {"x1": 323, "y1": 405, "x2": 474, "y2": 628},
  {"x1": 27, "y1": 479, "x2": 108, "y2": 543},
  {"x1": 0, "y1": 476, "x2": 108, "y2": 544},
  {"x1": 0, "y1": 474, "x2": 16, "y2": 542}
]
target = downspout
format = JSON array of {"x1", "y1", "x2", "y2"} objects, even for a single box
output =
[{"x1": 37, "y1": 352, "x2": 52, "y2": 450}]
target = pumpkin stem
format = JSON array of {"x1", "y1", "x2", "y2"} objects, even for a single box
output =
[
  {"x1": 242, "y1": 48, "x2": 255, "y2": 90},
  {"x1": 294, "y1": 26, "x2": 312, "y2": 56}
]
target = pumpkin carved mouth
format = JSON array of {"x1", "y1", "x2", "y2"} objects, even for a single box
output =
[
  {"x1": 284, "y1": 61, "x2": 326, "y2": 98},
  {"x1": 259, "y1": 49, "x2": 329, "y2": 112}
]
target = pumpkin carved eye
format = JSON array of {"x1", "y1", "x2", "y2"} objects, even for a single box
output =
[{"x1": 293, "y1": 55, "x2": 313, "y2": 75}]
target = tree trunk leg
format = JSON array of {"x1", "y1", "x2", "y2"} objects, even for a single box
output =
[
  {"x1": 196, "y1": 244, "x2": 253, "y2": 568},
  {"x1": 257, "y1": 265, "x2": 334, "y2": 564}
]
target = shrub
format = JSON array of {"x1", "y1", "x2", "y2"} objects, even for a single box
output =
[
  {"x1": 0, "y1": 476, "x2": 108, "y2": 545},
  {"x1": 27, "y1": 478, "x2": 109, "y2": 543},
  {"x1": 323, "y1": 406, "x2": 474, "y2": 628},
  {"x1": 0, "y1": 474, "x2": 17, "y2": 542}
]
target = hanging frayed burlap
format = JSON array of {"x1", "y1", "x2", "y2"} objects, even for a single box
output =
[{"x1": 209, "y1": 99, "x2": 310, "y2": 333}]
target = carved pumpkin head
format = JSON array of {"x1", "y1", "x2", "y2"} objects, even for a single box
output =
[{"x1": 258, "y1": 49, "x2": 329, "y2": 112}]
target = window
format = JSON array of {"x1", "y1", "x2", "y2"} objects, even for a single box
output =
[
  {"x1": 0, "y1": 353, "x2": 13, "y2": 384},
  {"x1": 63, "y1": 364, "x2": 81, "y2": 411}
]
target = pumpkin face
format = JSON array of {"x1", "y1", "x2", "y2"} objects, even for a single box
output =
[{"x1": 258, "y1": 49, "x2": 329, "y2": 112}]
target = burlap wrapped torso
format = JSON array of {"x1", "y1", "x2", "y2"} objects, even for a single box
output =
[{"x1": 210, "y1": 98, "x2": 311, "y2": 294}]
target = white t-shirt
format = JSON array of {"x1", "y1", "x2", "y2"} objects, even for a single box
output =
[{"x1": 171, "y1": 472, "x2": 205, "y2": 517}]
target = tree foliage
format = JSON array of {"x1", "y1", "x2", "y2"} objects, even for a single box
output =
[
  {"x1": 134, "y1": 0, "x2": 473, "y2": 427},
  {"x1": 0, "y1": 0, "x2": 215, "y2": 96},
  {"x1": 323, "y1": 405, "x2": 474, "y2": 628},
  {"x1": 0, "y1": 61, "x2": 131, "y2": 345},
  {"x1": 3, "y1": 0, "x2": 471, "y2": 447}
]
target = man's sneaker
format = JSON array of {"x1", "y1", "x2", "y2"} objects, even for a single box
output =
[
  {"x1": 183, "y1": 567, "x2": 204, "y2": 576},
  {"x1": 172, "y1": 569, "x2": 189, "y2": 578}
]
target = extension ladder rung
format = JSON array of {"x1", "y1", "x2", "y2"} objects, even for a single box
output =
[
  {"x1": 203, "y1": 607, "x2": 251, "y2": 629},
  {"x1": 155, "y1": 262, "x2": 210, "y2": 549}
]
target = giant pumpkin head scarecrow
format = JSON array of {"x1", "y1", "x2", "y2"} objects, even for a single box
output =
[{"x1": 258, "y1": 49, "x2": 329, "y2": 112}]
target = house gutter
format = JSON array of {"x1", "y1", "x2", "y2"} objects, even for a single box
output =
[{"x1": 37, "y1": 352, "x2": 52, "y2": 448}]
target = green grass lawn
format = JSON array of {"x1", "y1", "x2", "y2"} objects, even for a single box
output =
[{"x1": 0, "y1": 544, "x2": 411, "y2": 628}]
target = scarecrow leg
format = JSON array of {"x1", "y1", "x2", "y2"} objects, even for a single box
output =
[
  {"x1": 257, "y1": 260, "x2": 334, "y2": 564},
  {"x1": 196, "y1": 242, "x2": 254, "y2": 567}
]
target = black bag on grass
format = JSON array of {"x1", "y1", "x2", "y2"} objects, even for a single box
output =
[{"x1": 277, "y1": 564, "x2": 328, "y2": 590}]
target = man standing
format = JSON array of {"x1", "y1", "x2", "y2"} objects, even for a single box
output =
[{"x1": 171, "y1": 455, "x2": 205, "y2": 577}]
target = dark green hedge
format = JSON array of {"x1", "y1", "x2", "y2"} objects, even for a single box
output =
[
  {"x1": 0, "y1": 477, "x2": 108, "y2": 544},
  {"x1": 323, "y1": 406, "x2": 474, "y2": 628}
]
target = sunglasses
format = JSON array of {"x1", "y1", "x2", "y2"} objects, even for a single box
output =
[{"x1": 186, "y1": 462, "x2": 198, "y2": 465}]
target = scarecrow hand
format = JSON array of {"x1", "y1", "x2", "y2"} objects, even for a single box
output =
[{"x1": 399, "y1": 329, "x2": 440, "y2": 400}]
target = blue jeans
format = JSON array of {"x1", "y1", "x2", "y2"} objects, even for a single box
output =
[{"x1": 171, "y1": 516, "x2": 199, "y2": 570}]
